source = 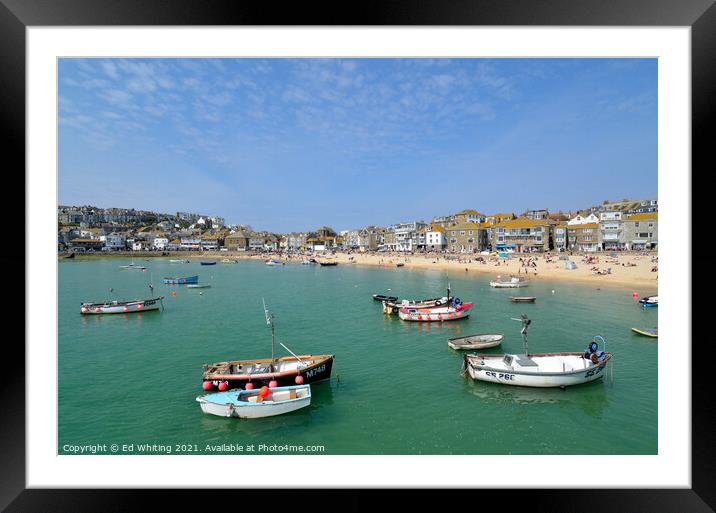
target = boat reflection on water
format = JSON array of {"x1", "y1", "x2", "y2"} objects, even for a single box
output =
[
  {"x1": 464, "y1": 380, "x2": 609, "y2": 417},
  {"x1": 80, "y1": 312, "x2": 147, "y2": 326}
]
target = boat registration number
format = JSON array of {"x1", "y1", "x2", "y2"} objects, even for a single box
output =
[
  {"x1": 304, "y1": 364, "x2": 325, "y2": 378},
  {"x1": 485, "y1": 371, "x2": 515, "y2": 380},
  {"x1": 584, "y1": 366, "x2": 604, "y2": 378}
]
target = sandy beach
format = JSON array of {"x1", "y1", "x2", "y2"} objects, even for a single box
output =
[{"x1": 65, "y1": 250, "x2": 658, "y2": 290}]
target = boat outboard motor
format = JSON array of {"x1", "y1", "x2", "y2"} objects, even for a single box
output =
[{"x1": 584, "y1": 341, "x2": 598, "y2": 359}]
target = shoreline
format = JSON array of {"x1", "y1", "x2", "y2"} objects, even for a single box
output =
[{"x1": 61, "y1": 250, "x2": 658, "y2": 291}]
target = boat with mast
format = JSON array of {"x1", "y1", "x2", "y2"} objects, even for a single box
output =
[
  {"x1": 463, "y1": 315, "x2": 613, "y2": 388},
  {"x1": 201, "y1": 299, "x2": 334, "y2": 391}
]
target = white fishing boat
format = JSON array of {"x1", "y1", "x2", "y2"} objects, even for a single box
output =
[
  {"x1": 170, "y1": 259, "x2": 190, "y2": 263},
  {"x1": 265, "y1": 259, "x2": 285, "y2": 266},
  {"x1": 490, "y1": 275, "x2": 529, "y2": 288},
  {"x1": 448, "y1": 333, "x2": 503, "y2": 350},
  {"x1": 119, "y1": 262, "x2": 147, "y2": 270},
  {"x1": 638, "y1": 295, "x2": 658, "y2": 307},
  {"x1": 187, "y1": 284, "x2": 211, "y2": 289},
  {"x1": 196, "y1": 384, "x2": 311, "y2": 418},
  {"x1": 463, "y1": 315, "x2": 613, "y2": 388},
  {"x1": 221, "y1": 259, "x2": 238, "y2": 264}
]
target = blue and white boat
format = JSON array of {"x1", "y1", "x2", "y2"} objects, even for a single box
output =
[
  {"x1": 639, "y1": 295, "x2": 658, "y2": 307},
  {"x1": 196, "y1": 384, "x2": 311, "y2": 418},
  {"x1": 163, "y1": 275, "x2": 199, "y2": 284},
  {"x1": 265, "y1": 259, "x2": 285, "y2": 266}
]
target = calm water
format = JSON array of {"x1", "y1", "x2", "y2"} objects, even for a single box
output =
[{"x1": 58, "y1": 258, "x2": 658, "y2": 455}]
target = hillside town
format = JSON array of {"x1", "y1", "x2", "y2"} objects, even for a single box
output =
[{"x1": 58, "y1": 199, "x2": 658, "y2": 255}]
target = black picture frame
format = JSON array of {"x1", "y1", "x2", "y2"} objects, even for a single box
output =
[{"x1": 3, "y1": 0, "x2": 706, "y2": 511}]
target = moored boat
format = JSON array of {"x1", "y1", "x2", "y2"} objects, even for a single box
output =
[
  {"x1": 221, "y1": 259, "x2": 238, "y2": 263},
  {"x1": 490, "y1": 275, "x2": 529, "y2": 288},
  {"x1": 200, "y1": 261, "x2": 217, "y2": 266},
  {"x1": 265, "y1": 259, "x2": 285, "y2": 266},
  {"x1": 201, "y1": 300, "x2": 335, "y2": 391},
  {"x1": 510, "y1": 296, "x2": 536, "y2": 303},
  {"x1": 631, "y1": 327, "x2": 658, "y2": 338},
  {"x1": 399, "y1": 298, "x2": 473, "y2": 322},
  {"x1": 80, "y1": 296, "x2": 163, "y2": 314},
  {"x1": 382, "y1": 296, "x2": 450, "y2": 315},
  {"x1": 373, "y1": 293, "x2": 399, "y2": 303},
  {"x1": 163, "y1": 275, "x2": 199, "y2": 284},
  {"x1": 196, "y1": 384, "x2": 311, "y2": 418},
  {"x1": 319, "y1": 261, "x2": 338, "y2": 266},
  {"x1": 463, "y1": 315, "x2": 613, "y2": 388},
  {"x1": 64, "y1": 252, "x2": 75, "y2": 259},
  {"x1": 448, "y1": 333, "x2": 503, "y2": 350},
  {"x1": 187, "y1": 284, "x2": 211, "y2": 289},
  {"x1": 119, "y1": 263, "x2": 147, "y2": 270},
  {"x1": 169, "y1": 259, "x2": 190, "y2": 263},
  {"x1": 638, "y1": 295, "x2": 658, "y2": 307}
]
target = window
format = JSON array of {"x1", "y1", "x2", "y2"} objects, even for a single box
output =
[{"x1": 635, "y1": 222, "x2": 640, "y2": 227}]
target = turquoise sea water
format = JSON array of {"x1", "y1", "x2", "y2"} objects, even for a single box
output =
[{"x1": 58, "y1": 258, "x2": 658, "y2": 455}]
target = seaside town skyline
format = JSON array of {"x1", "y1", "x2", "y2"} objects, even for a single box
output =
[
  {"x1": 58, "y1": 196, "x2": 658, "y2": 254},
  {"x1": 59, "y1": 58, "x2": 657, "y2": 232}
]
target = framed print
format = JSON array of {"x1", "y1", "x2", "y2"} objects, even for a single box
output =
[{"x1": 4, "y1": 0, "x2": 709, "y2": 510}]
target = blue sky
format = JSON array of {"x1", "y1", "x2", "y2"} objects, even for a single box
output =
[{"x1": 59, "y1": 58, "x2": 657, "y2": 232}]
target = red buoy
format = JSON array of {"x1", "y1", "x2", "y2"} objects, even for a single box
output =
[
  {"x1": 269, "y1": 380, "x2": 278, "y2": 388},
  {"x1": 295, "y1": 376, "x2": 304, "y2": 384},
  {"x1": 123, "y1": 306, "x2": 129, "y2": 312},
  {"x1": 245, "y1": 382, "x2": 254, "y2": 390},
  {"x1": 259, "y1": 386, "x2": 270, "y2": 398},
  {"x1": 202, "y1": 381, "x2": 212, "y2": 391},
  {"x1": 80, "y1": 307, "x2": 88, "y2": 313},
  {"x1": 95, "y1": 307, "x2": 102, "y2": 313},
  {"x1": 218, "y1": 382, "x2": 228, "y2": 391},
  {"x1": 632, "y1": 292, "x2": 639, "y2": 300}
]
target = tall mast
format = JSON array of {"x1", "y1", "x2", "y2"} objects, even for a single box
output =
[{"x1": 263, "y1": 298, "x2": 275, "y2": 372}]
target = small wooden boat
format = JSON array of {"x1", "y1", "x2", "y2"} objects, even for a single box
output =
[
  {"x1": 639, "y1": 295, "x2": 658, "y2": 307},
  {"x1": 169, "y1": 259, "x2": 190, "y2": 263},
  {"x1": 163, "y1": 275, "x2": 199, "y2": 284},
  {"x1": 490, "y1": 275, "x2": 529, "y2": 288},
  {"x1": 319, "y1": 261, "x2": 338, "y2": 266},
  {"x1": 201, "y1": 301, "x2": 334, "y2": 391},
  {"x1": 396, "y1": 263, "x2": 405, "y2": 267},
  {"x1": 448, "y1": 333, "x2": 503, "y2": 350},
  {"x1": 64, "y1": 252, "x2": 75, "y2": 259},
  {"x1": 265, "y1": 260, "x2": 285, "y2": 266},
  {"x1": 631, "y1": 327, "x2": 658, "y2": 338},
  {"x1": 373, "y1": 293, "x2": 399, "y2": 303},
  {"x1": 463, "y1": 315, "x2": 613, "y2": 388},
  {"x1": 510, "y1": 296, "x2": 536, "y2": 303},
  {"x1": 399, "y1": 299, "x2": 473, "y2": 322},
  {"x1": 187, "y1": 284, "x2": 211, "y2": 289},
  {"x1": 200, "y1": 261, "x2": 217, "y2": 266},
  {"x1": 80, "y1": 297, "x2": 163, "y2": 314},
  {"x1": 196, "y1": 384, "x2": 311, "y2": 418},
  {"x1": 221, "y1": 259, "x2": 238, "y2": 263}
]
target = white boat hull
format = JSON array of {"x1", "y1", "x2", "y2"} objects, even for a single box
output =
[
  {"x1": 490, "y1": 281, "x2": 528, "y2": 288},
  {"x1": 399, "y1": 303, "x2": 472, "y2": 322},
  {"x1": 196, "y1": 386, "x2": 311, "y2": 418},
  {"x1": 80, "y1": 298, "x2": 162, "y2": 314},
  {"x1": 465, "y1": 352, "x2": 611, "y2": 388}
]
